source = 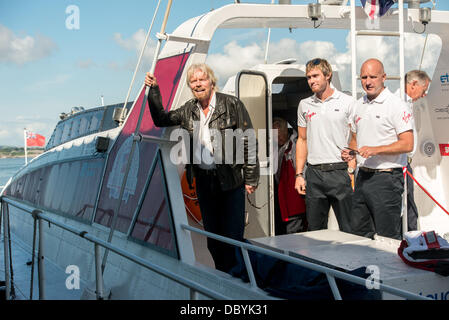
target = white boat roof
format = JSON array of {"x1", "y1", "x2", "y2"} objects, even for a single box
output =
[{"x1": 161, "y1": 3, "x2": 449, "y2": 57}]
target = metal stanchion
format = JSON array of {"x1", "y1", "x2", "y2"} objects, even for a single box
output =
[
  {"x1": 95, "y1": 243, "x2": 105, "y2": 300},
  {"x1": 2, "y1": 202, "x2": 11, "y2": 300},
  {"x1": 38, "y1": 218, "x2": 45, "y2": 300}
]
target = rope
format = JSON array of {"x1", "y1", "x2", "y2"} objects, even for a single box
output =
[
  {"x1": 120, "y1": 0, "x2": 162, "y2": 122},
  {"x1": 404, "y1": 167, "x2": 449, "y2": 216}
]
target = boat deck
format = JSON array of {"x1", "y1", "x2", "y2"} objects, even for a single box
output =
[
  {"x1": 1, "y1": 232, "x2": 84, "y2": 300},
  {"x1": 251, "y1": 230, "x2": 449, "y2": 299}
]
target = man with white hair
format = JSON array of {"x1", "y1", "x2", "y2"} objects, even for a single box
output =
[
  {"x1": 145, "y1": 63, "x2": 259, "y2": 272},
  {"x1": 400, "y1": 70, "x2": 431, "y2": 231}
]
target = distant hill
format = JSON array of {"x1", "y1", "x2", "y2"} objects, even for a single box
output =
[{"x1": 0, "y1": 146, "x2": 44, "y2": 158}]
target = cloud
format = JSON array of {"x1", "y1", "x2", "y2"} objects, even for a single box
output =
[
  {"x1": 0, "y1": 24, "x2": 57, "y2": 65},
  {"x1": 206, "y1": 32, "x2": 442, "y2": 92},
  {"x1": 77, "y1": 59, "x2": 96, "y2": 69},
  {"x1": 26, "y1": 74, "x2": 71, "y2": 92},
  {"x1": 0, "y1": 115, "x2": 55, "y2": 147},
  {"x1": 207, "y1": 41, "x2": 265, "y2": 84}
]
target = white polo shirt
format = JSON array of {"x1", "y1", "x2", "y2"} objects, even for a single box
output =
[
  {"x1": 394, "y1": 90, "x2": 417, "y2": 158},
  {"x1": 297, "y1": 89, "x2": 356, "y2": 165},
  {"x1": 351, "y1": 88, "x2": 413, "y2": 169}
]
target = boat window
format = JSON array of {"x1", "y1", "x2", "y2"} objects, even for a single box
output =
[
  {"x1": 61, "y1": 119, "x2": 73, "y2": 144},
  {"x1": 88, "y1": 111, "x2": 103, "y2": 133},
  {"x1": 79, "y1": 115, "x2": 90, "y2": 136},
  {"x1": 101, "y1": 102, "x2": 133, "y2": 132},
  {"x1": 71, "y1": 117, "x2": 81, "y2": 139},
  {"x1": 129, "y1": 151, "x2": 178, "y2": 258},
  {"x1": 52, "y1": 124, "x2": 63, "y2": 147}
]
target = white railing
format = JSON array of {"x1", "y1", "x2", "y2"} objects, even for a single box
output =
[
  {"x1": 1, "y1": 131, "x2": 432, "y2": 301},
  {"x1": 181, "y1": 224, "x2": 430, "y2": 300},
  {"x1": 0, "y1": 197, "x2": 230, "y2": 300}
]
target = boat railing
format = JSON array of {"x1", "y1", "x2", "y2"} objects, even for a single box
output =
[
  {"x1": 2, "y1": 196, "x2": 429, "y2": 301},
  {"x1": 180, "y1": 223, "x2": 430, "y2": 301},
  {"x1": 0, "y1": 197, "x2": 229, "y2": 300}
]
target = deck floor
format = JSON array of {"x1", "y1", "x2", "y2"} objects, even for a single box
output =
[{"x1": 1, "y1": 231, "x2": 83, "y2": 300}]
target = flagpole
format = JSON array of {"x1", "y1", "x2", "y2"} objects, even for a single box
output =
[{"x1": 24, "y1": 128, "x2": 28, "y2": 165}]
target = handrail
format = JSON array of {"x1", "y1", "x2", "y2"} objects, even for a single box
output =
[
  {"x1": 181, "y1": 224, "x2": 430, "y2": 300},
  {"x1": 1, "y1": 196, "x2": 230, "y2": 300},
  {"x1": 1, "y1": 194, "x2": 433, "y2": 300}
]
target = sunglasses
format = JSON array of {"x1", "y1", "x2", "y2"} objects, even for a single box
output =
[
  {"x1": 337, "y1": 146, "x2": 359, "y2": 156},
  {"x1": 307, "y1": 58, "x2": 322, "y2": 66}
]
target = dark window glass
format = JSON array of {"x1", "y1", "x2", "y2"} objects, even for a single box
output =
[
  {"x1": 130, "y1": 154, "x2": 177, "y2": 257},
  {"x1": 61, "y1": 119, "x2": 73, "y2": 143}
]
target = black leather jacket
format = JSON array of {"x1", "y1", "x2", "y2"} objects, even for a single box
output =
[{"x1": 148, "y1": 86, "x2": 259, "y2": 191}]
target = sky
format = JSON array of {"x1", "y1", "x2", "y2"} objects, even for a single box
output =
[{"x1": 1, "y1": 0, "x2": 448, "y2": 146}]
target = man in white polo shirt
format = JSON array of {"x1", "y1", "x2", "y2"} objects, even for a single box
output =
[
  {"x1": 295, "y1": 58, "x2": 356, "y2": 233},
  {"x1": 342, "y1": 59, "x2": 414, "y2": 240},
  {"x1": 398, "y1": 70, "x2": 431, "y2": 231}
]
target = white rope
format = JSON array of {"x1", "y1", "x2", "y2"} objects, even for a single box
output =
[
  {"x1": 121, "y1": 0, "x2": 162, "y2": 119},
  {"x1": 418, "y1": 34, "x2": 429, "y2": 71}
]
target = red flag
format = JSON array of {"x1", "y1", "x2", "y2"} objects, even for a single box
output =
[{"x1": 26, "y1": 131, "x2": 46, "y2": 147}]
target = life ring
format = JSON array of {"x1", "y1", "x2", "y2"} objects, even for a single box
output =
[{"x1": 181, "y1": 171, "x2": 202, "y2": 225}]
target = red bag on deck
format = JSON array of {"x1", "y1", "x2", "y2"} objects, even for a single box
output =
[{"x1": 278, "y1": 141, "x2": 306, "y2": 222}]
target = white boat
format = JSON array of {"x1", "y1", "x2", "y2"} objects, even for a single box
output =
[{"x1": 2, "y1": 0, "x2": 449, "y2": 301}]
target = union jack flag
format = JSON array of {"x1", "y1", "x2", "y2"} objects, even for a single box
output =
[{"x1": 361, "y1": 0, "x2": 394, "y2": 19}]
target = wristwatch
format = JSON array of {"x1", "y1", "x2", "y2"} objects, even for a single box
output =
[
  {"x1": 347, "y1": 167, "x2": 355, "y2": 174},
  {"x1": 295, "y1": 172, "x2": 304, "y2": 178}
]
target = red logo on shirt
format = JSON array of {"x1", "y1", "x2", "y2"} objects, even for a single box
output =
[
  {"x1": 355, "y1": 116, "x2": 362, "y2": 124},
  {"x1": 402, "y1": 112, "x2": 412, "y2": 124},
  {"x1": 306, "y1": 111, "x2": 317, "y2": 121},
  {"x1": 440, "y1": 144, "x2": 449, "y2": 156}
]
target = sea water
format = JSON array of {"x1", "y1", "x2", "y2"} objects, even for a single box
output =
[{"x1": 0, "y1": 157, "x2": 25, "y2": 189}]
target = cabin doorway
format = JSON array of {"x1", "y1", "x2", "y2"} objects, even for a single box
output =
[{"x1": 236, "y1": 71, "x2": 273, "y2": 238}]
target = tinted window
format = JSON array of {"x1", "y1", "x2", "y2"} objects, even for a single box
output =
[
  {"x1": 88, "y1": 111, "x2": 103, "y2": 133},
  {"x1": 61, "y1": 119, "x2": 73, "y2": 143},
  {"x1": 130, "y1": 154, "x2": 177, "y2": 257},
  {"x1": 79, "y1": 115, "x2": 90, "y2": 136}
]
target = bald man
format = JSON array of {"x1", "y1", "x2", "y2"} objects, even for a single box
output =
[{"x1": 342, "y1": 59, "x2": 414, "y2": 240}]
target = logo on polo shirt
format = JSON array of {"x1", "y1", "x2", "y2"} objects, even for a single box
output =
[
  {"x1": 305, "y1": 110, "x2": 317, "y2": 121},
  {"x1": 402, "y1": 112, "x2": 412, "y2": 124},
  {"x1": 355, "y1": 116, "x2": 362, "y2": 124}
]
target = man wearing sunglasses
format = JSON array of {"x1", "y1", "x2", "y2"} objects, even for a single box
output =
[
  {"x1": 295, "y1": 58, "x2": 356, "y2": 233},
  {"x1": 342, "y1": 59, "x2": 414, "y2": 240}
]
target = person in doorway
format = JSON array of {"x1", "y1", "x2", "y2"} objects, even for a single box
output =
[
  {"x1": 398, "y1": 70, "x2": 431, "y2": 231},
  {"x1": 295, "y1": 58, "x2": 356, "y2": 233},
  {"x1": 273, "y1": 117, "x2": 307, "y2": 234},
  {"x1": 342, "y1": 58, "x2": 414, "y2": 240},
  {"x1": 145, "y1": 63, "x2": 259, "y2": 272}
]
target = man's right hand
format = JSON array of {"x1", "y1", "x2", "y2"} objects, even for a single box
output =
[
  {"x1": 145, "y1": 73, "x2": 158, "y2": 88},
  {"x1": 295, "y1": 176, "x2": 306, "y2": 195}
]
